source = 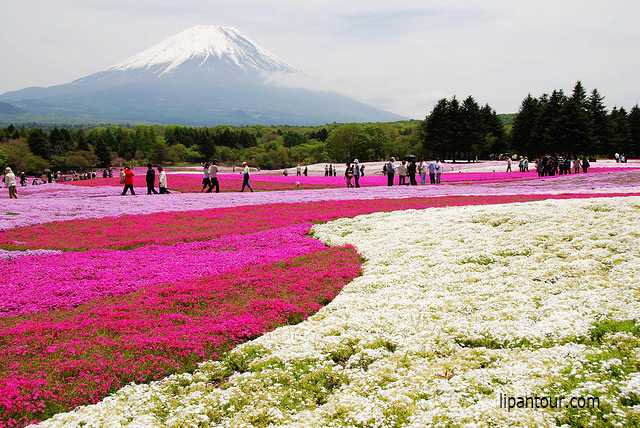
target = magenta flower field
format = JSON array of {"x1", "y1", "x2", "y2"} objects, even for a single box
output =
[{"x1": 1, "y1": 162, "x2": 640, "y2": 427}]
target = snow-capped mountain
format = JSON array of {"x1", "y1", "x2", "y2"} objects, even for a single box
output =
[
  {"x1": 109, "y1": 25, "x2": 297, "y2": 76},
  {"x1": 0, "y1": 25, "x2": 406, "y2": 126}
]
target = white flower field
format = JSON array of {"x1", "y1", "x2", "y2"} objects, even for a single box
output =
[{"x1": 36, "y1": 196, "x2": 640, "y2": 428}]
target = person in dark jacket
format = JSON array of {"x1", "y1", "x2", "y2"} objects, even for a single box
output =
[{"x1": 146, "y1": 164, "x2": 158, "y2": 195}]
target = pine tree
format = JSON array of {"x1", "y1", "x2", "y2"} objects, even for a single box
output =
[
  {"x1": 610, "y1": 107, "x2": 631, "y2": 156},
  {"x1": 587, "y1": 89, "x2": 610, "y2": 155},
  {"x1": 511, "y1": 94, "x2": 540, "y2": 157},
  {"x1": 535, "y1": 90, "x2": 567, "y2": 155},
  {"x1": 420, "y1": 98, "x2": 450, "y2": 160},
  {"x1": 27, "y1": 128, "x2": 50, "y2": 158},
  {"x1": 460, "y1": 96, "x2": 483, "y2": 159},
  {"x1": 480, "y1": 104, "x2": 506, "y2": 156},
  {"x1": 629, "y1": 105, "x2": 640, "y2": 158}
]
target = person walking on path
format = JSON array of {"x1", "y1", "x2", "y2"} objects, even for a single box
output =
[
  {"x1": 158, "y1": 167, "x2": 170, "y2": 194},
  {"x1": 201, "y1": 162, "x2": 211, "y2": 192},
  {"x1": 121, "y1": 166, "x2": 135, "y2": 195},
  {"x1": 208, "y1": 159, "x2": 220, "y2": 193},
  {"x1": 146, "y1": 164, "x2": 158, "y2": 195},
  {"x1": 240, "y1": 162, "x2": 254, "y2": 192},
  {"x1": 4, "y1": 167, "x2": 18, "y2": 199},
  {"x1": 506, "y1": 158, "x2": 512, "y2": 172},
  {"x1": 353, "y1": 159, "x2": 361, "y2": 188},
  {"x1": 344, "y1": 162, "x2": 354, "y2": 188},
  {"x1": 303, "y1": 166, "x2": 308, "y2": 176},
  {"x1": 428, "y1": 159, "x2": 437, "y2": 184},
  {"x1": 296, "y1": 164, "x2": 302, "y2": 176},
  {"x1": 435, "y1": 159, "x2": 442, "y2": 184},
  {"x1": 386, "y1": 157, "x2": 396, "y2": 186}
]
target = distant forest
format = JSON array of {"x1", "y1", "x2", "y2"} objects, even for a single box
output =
[{"x1": 1, "y1": 81, "x2": 638, "y2": 175}]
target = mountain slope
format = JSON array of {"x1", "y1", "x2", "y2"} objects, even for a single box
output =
[{"x1": 0, "y1": 25, "x2": 406, "y2": 125}]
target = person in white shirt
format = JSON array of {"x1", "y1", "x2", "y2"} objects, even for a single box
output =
[
  {"x1": 418, "y1": 159, "x2": 428, "y2": 185},
  {"x1": 397, "y1": 160, "x2": 407, "y2": 185},
  {"x1": 4, "y1": 167, "x2": 18, "y2": 199},
  {"x1": 201, "y1": 162, "x2": 211, "y2": 192},
  {"x1": 435, "y1": 159, "x2": 443, "y2": 183},
  {"x1": 240, "y1": 162, "x2": 253, "y2": 192},
  {"x1": 158, "y1": 166, "x2": 170, "y2": 194},
  {"x1": 208, "y1": 159, "x2": 220, "y2": 193}
]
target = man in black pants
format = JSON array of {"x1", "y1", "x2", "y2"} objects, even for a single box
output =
[
  {"x1": 146, "y1": 164, "x2": 158, "y2": 194},
  {"x1": 386, "y1": 157, "x2": 395, "y2": 186}
]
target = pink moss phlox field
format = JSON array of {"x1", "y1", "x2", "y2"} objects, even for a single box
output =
[
  {"x1": 0, "y1": 246, "x2": 362, "y2": 428},
  {"x1": 0, "y1": 224, "x2": 323, "y2": 317},
  {"x1": 3, "y1": 169, "x2": 640, "y2": 232},
  {"x1": 3, "y1": 193, "x2": 640, "y2": 253}
]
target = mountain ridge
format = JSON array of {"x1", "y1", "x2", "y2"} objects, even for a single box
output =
[{"x1": 0, "y1": 25, "x2": 407, "y2": 126}]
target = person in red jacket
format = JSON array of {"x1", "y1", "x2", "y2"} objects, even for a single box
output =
[{"x1": 121, "y1": 166, "x2": 135, "y2": 195}]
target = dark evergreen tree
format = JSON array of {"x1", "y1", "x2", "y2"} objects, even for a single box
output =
[
  {"x1": 447, "y1": 97, "x2": 463, "y2": 161},
  {"x1": 480, "y1": 104, "x2": 506, "y2": 156},
  {"x1": 534, "y1": 90, "x2": 567, "y2": 155},
  {"x1": 587, "y1": 89, "x2": 610, "y2": 155},
  {"x1": 420, "y1": 98, "x2": 450, "y2": 160},
  {"x1": 75, "y1": 129, "x2": 89, "y2": 151},
  {"x1": 609, "y1": 107, "x2": 631, "y2": 156},
  {"x1": 460, "y1": 96, "x2": 483, "y2": 159},
  {"x1": 629, "y1": 105, "x2": 640, "y2": 158},
  {"x1": 27, "y1": 128, "x2": 50, "y2": 157},
  {"x1": 557, "y1": 84, "x2": 591, "y2": 157}
]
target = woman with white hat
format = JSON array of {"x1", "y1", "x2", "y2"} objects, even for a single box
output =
[{"x1": 4, "y1": 167, "x2": 18, "y2": 199}]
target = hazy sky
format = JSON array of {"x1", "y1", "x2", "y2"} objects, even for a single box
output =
[{"x1": 1, "y1": 0, "x2": 639, "y2": 119}]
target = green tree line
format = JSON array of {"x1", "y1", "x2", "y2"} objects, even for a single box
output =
[
  {"x1": 509, "y1": 81, "x2": 640, "y2": 159},
  {"x1": 0, "y1": 122, "x2": 422, "y2": 174}
]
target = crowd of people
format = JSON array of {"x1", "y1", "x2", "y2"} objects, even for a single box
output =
[
  {"x1": 533, "y1": 155, "x2": 590, "y2": 177},
  {"x1": 383, "y1": 157, "x2": 443, "y2": 186}
]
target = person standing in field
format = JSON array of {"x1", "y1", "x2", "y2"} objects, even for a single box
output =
[
  {"x1": 428, "y1": 159, "x2": 437, "y2": 184},
  {"x1": 435, "y1": 159, "x2": 443, "y2": 184},
  {"x1": 386, "y1": 157, "x2": 396, "y2": 186},
  {"x1": 506, "y1": 158, "x2": 512, "y2": 172},
  {"x1": 121, "y1": 166, "x2": 135, "y2": 195},
  {"x1": 345, "y1": 162, "x2": 354, "y2": 188},
  {"x1": 4, "y1": 167, "x2": 18, "y2": 199},
  {"x1": 353, "y1": 159, "x2": 361, "y2": 188},
  {"x1": 397, "y1": 160, "x2": 407, "y2": 185},
  {"x1": 146, "y1": 164, "x2": 158, "y2": 195},
  {"x1": 208, "y1": 159, "x2": 220, "y2": 193},
  {"x1": 201, "y1": 162, "x2": 211, "y2": 192},
  {"x1": 418, "y1": 159, "x2": 427, "y2": 185},
  {"x1": 158, "y1": 166, "x2": 170, "y2": 194},
  {"x1": 407, "y1": 160, "x2": 417, "y2": 185},
  {"x1": 240, "y1": 162, "x2": 253, "y2": 192}
]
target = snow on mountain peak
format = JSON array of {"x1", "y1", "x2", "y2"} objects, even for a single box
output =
[{"x1": 110, "y1": 25, "x2": 297, "y2": 76}]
